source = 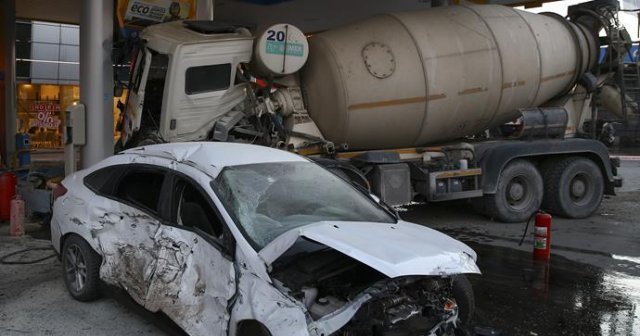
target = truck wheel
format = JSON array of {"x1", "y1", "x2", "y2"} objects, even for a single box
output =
[
  {"x1": 542, "y1": 157, "x2": 603, "y2": 218},
  {"x1": 480, "y1": 160, "x2": 543, "y2": 223},
  {"x1": 137, "y1": 132, "x2": 164, "y2": 146},
  {"x1": 114, "y1": 138, "x2": 124, "y2": 153},
  {"x1": 123, "y1": 130, "x2": 164, "y2": 149},
  {"x1": 62, "y1": 235, "x2": 102, "y2": 302},
  {"x1": 313, "y1": 158, "x2": 371, "y2": 191}
]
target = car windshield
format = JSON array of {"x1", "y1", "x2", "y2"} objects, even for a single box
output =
[{"x1": 211, "y1": 161, "x2": 396, "y2": 250}]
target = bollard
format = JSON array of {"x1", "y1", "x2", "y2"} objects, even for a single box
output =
[{"x1": 10, "y1": 195, "x2": 25, "y2": 236}]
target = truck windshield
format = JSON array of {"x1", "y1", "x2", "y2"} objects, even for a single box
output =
[{"x1": 212, "y1": 161, "x2": 396, "y2": 250}]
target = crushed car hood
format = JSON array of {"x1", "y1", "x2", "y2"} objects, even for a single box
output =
[{"x1": 259, "y1": 220, "x2": 480, "y2": 278}]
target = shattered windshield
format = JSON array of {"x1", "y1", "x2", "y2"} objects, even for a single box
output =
[{"x1": 212, "y1": 161, "x2": 396, "y2": 250}]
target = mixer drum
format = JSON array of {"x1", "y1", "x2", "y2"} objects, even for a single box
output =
[{"x1": 301, "y1": 4, "x2": 597, "y2": 150}]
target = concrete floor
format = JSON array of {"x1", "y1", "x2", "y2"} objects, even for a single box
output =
[{"x1": 0, "y1": 160, "x2": 638, "y2": 335}]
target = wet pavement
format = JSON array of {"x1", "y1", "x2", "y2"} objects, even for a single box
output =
[
  {"x1": 402, "y1": 198, "x2": 640, "y2": 336},
  {"x1": 464, "y1": 243, "x2": 639, "y2": 336},
  {"x1": 400, "y1": 157, "x2": 640, "y2": 335}
]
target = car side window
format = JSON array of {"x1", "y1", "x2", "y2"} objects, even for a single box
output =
[
  {"x1": 172, "y1": 177, "x2": 223, "y2": 238},
  {"x1": 84, "y1": 165, "x2": 126, "y2": 195},
  {"x1": 114, "y1": 168, "x2": 165, "y2": 216}
]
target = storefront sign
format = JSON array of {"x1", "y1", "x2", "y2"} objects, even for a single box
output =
[
  {"x1": 31, "y1": 101, "x2": 60, "y2": 113},
  {"x1": 30, "y1": 102, "x2": 62, "y2": 129}
]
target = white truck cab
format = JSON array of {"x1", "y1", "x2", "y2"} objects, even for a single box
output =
[{"x1": 121, "y1": 21, "x2": 254, "y2": 146}]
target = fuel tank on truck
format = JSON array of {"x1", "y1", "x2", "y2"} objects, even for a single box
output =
[{"x1": 301, "y1": 4, "x2": 598, "y2": 150}]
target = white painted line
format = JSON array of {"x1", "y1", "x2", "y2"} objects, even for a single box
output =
[{"x1": 611, "y1": 156, "x2": 640, "y2": 161}]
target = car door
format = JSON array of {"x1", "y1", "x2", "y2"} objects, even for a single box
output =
[
  {"x1": 144, "y1": 170, "x2": 236, "y2": 336},
  {"x1": 88, "y1": 164, "x2": 168, "y2": 306}
]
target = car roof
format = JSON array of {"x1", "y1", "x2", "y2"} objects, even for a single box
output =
[{"x1": 119, "y1": 142, "x2": 308, "y2": 176}]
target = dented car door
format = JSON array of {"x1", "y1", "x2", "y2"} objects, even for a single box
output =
[
  {"x1": 144, "y1": 172, "x2": 236, "y2": 336},
  {"x1": 89, "y1": 165, "x2": 167, "y2": 306}
]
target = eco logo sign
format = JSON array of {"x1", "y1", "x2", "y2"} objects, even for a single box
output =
[{"x1": 265, "y1": 41, "x2": 305, "y2": 57}]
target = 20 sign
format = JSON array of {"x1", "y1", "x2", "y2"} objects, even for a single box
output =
[{"x1": 266, "y1": 30, "x2": 286, "y2": 42}]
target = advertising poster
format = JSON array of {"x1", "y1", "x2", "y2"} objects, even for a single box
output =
[{"x1": 116, "y1": 0, "x2": 197, "y2": 37}]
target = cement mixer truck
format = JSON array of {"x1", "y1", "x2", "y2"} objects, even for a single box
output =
[{"x1": 115, "y1": 0, "x2": 625, "y2": 223}]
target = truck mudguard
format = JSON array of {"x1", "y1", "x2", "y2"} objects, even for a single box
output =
[{"x1": 473, "y1": 138, "x2": 618, "y2": 196}]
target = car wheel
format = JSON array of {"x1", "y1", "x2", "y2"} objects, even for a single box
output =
[
  {"x1": 542, "y1": 157, "x2": 603, "y2": 218},
  {"x1": 452, "y1": 275, "x2": 475, "y2": 326},
  {"x1": 237, "y1": 320, "x2": 272, "y2": 336},
  {"x1": 478, "y1": 160, "x2": 543, "y2": 223},
  {"x1": 62, "y1": 234, "x2": 102, "y2": 302}
]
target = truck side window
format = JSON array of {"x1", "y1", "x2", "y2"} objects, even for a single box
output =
[{"x1": 185, "y1": 64, "x2": 231, "y2": 95}]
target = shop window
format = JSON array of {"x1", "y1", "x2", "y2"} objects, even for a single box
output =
[{"x1": 16, "y1": 84, "x2": 79, "y2": 149}]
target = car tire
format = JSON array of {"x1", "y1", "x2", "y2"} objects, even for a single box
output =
[
  {"x1": 452, "y1": 275, "x2": 475, "y2": 326},
  {"x1": 477, "y1": 159, "x2": 543, "y2": 223},
  {"x1": 237, "y1": 320, "x2": 272, "y2": 336},
  {"x1": 542, "y1": 157, "x2": 603, "y2": 218},
  {"x1": 62, "y1": 234, "x2": 102, "y2": 302}
]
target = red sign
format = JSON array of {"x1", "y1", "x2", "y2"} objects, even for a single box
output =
[
  {"x1": 30, "y1": 101, "x2": 61, "y2": 113},
  {"x1": 30, "y1": 102, "x2": 62, "y2": 129}
]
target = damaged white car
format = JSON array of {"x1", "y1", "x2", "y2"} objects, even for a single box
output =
[{"x1": 51, "y1": 142, "x2": 480, "y2": 336}]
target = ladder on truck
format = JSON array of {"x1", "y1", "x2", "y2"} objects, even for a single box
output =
[{"x1": 620, "y1": 56, "x2": 640, "y2": 142}]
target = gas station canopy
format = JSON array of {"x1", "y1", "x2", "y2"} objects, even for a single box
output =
[{"x1": 15, "y1": 0, "x2": 562, "y2": 27}]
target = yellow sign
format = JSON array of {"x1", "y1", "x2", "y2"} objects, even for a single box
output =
[{"x1": 116, "y1": 0, "x2": 197, "y2": 30}]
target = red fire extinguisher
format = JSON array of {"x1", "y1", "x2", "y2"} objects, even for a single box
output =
[
  {"x1": 0, "y1": 172, "x2": 17, "y2": 221},
  {"x1": 10, "y1": 194, "x2": 25, "y2": 237},
  {"x1": 533, "y1": 212, "x2": 552, "y2": 261}
]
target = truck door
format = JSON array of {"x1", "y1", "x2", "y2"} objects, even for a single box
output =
[
  {"x1": 122, "y1": 48, "x2": 151, "y2": 144},
  {"x1": 145, "y1": 172, "x2": 236, "y2": 336}
]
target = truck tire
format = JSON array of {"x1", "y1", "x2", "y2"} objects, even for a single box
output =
[
  {"x1": 136, "y1": 132, "x2": 164, "y2": 146},
  {"x1": 542, "y1": 157, "x2": 603, "y2": 218},
  {"x1": 313, "y1": 158, "x2": 371, "y2": 191},
  {"x1": 478, "y1": 159, "x2": 543, "y2": 223},
  {"x1": 120, "y1": 131, "x2": 164, "y2": 150},
  {"x1": 62, "y1": 234, "x2": 102, "y2": 302},
  {"x1": 114, "y1": 138, "x2": 124, "y2": 153}
]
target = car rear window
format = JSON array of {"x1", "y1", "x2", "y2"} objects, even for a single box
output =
[{"x1": 84, "y1": 165, "x2": 126, "y2": 195}]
